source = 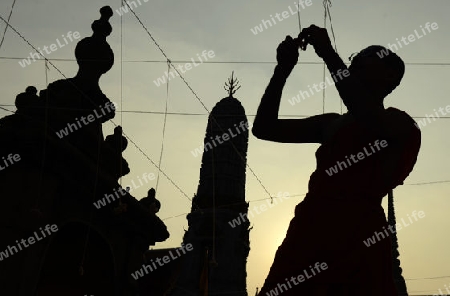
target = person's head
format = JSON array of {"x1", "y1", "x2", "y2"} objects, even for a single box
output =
[{"x1": 348, "y1": 45, "x2": 405, "y2": 101}]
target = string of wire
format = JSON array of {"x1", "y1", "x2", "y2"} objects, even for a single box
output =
[{"x1": 121, "y1": 0, "x2": 273, "y2": 200}]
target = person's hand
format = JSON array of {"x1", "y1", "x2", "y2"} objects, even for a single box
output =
[
  {"x1": 298, "y1": 25, "x2": 334, "y2": 59},
  {"x1": 276, "y1": 35, "x2": 299, "y2": 74}
]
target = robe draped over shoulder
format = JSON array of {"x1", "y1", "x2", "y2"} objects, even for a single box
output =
[{"x1": 258, "y1": 107, "x2": 420, "y2": 296}]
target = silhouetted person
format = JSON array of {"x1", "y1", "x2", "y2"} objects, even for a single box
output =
[{"x1": 254, "y1": 25, "x2": 421, "y2": 296}]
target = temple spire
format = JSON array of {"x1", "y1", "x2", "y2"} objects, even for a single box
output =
[{"x1": 172, "y1": 76, "x2": 250, "y2": 296}]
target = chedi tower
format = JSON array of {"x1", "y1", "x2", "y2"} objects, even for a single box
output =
[{"x1": 172, "y1": 73, "x2": 250, "y2": 296}]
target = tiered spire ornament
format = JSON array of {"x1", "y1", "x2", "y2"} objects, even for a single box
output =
[
  {"x1": 75, "y1": 6, "x2": 114, "y2": 75},
  {"x1": 224, "y1": 71, "x2": 241, "y2": 98}
]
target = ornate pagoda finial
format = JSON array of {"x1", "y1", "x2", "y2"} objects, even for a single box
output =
[
  {"x1": 74, "y1": 6, "x2": 114, "y2": 74},
  {"x1": 92, "y1": 6, "x2": 113, "y2": 40},
  {"x1": 224, "y1": 71, "x2": 241, "y2": 98}
]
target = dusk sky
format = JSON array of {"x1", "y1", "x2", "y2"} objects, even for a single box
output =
[{"x1": 1, "y1": 0, "x2": 449, "y2": 294}]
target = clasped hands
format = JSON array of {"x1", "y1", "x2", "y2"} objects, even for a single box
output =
[{"x1": 277, "y1": 24, "x2": 335, "y2": 74}]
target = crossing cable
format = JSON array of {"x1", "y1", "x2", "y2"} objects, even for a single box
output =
[
  {"x1": 0, "y1": 97, "x2": 448, "y2": 223},
  {"x1": 161, "y1": 194, "x2": 307, "y2": 221},
  {"x1": 1, "y1": 9, "x2": 104, "y2": 275},
  {"x1": 5, "y1": 106, "x2": 450, "y2": 122},
  {"x1": 79, "y1": 98, "x2": 105, "y2": 277},
  {"x1": 1, "y1": 8, "x2": 448, "y2": 202},
  {"x1": 1, "y1": 56, "x2": 450, "y2": 66},
  {"x1": 0, "y1": 110, "x2": 441, "y2": 223},
  {"x1": 121, "y1": 0, "x2": 273, "y2": 200},
  {"x1": 161, "y1": 178, "x2": 450, "y2": 222},
  {"x1": 406, "y1": 180, "x2": 450, "y2": 186},
  {"x1": 323, "y1": 0, "x2": 342, "y2": 114},
  {"x1": 0, "y1": 0, "x2": 16, "y2": 51},
  {"x1": 406, "y1": 275, "x2": 450, "y2": 281},
  {"x1": 0, "y1": 15, "x2": 107, "y2": 275},
  {"x1": 324, "y1": 0, "x2": 338, "y2": 53},
  {"x1": 321, "y1": 0, "x2": 339, "y2": 114},
  {"x1": 0, "y1": 0, "x2": 440, "y2": 280},
  {"x1": 0, "y1": 106, "x2": 14, "y2": 113},
  {"x1": 0, "y1": 104, "x2": 193, "y2": 203},
  {"x1": 155, "y1": 61, "x2": 170, "y2": 191},
  {"x1": 0, "y1": 12, "x2": 193, "y2": 203}
]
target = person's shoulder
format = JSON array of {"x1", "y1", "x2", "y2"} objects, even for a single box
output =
[
  {"x1": 321, "y1": 112, "x2": 347, "y2": 142},
  {"x1": 386, "y1": 107, "x2": 418, "y2": 129},
  {"x1": 385, "y1": 107, "x2": 421, "y2": 141}
]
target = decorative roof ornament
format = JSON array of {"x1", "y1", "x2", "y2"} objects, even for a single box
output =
[
  {"x1": 75, "y1": 6, "x2": 114, "y2": 74},
  {"x1": 224, "y1": 71, "x2": 241, "y2": 98}
]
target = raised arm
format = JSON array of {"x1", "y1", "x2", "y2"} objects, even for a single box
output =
[
  {"x1": 252, "y1": 36, "x2": 340, "y2": 144},
  {"x1": 299, "y1": 25, "x2": 421, "y2": 188},
  {"x1": 298, "y1": 25, "x2": 400, "y2": 139}
]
